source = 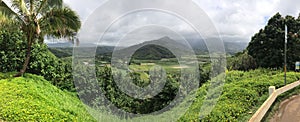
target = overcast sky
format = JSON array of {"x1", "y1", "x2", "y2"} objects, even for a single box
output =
[{"x1": 61, "y1": 0, "x2": 299, "y2": 45}]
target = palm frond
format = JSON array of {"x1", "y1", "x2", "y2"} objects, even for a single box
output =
[
  {"x1": 29, "y1": 0, "x2": 34, "y2": 14},
  {"x1": 47, "y1": 0, "x2": 63, "y2": 8},
  {"x1": 39, "y1": 6, "x2": 81, "y2": 38},
  {"x1": 0, "y1": 11, "x2": 10, "y2": 23},
  {"x1": 36, "y1": 0, "x2": 47, "y2": 15},
  {"x1": 11, "y1": 0, "x2": 29, "y2": 16},
  {"x1": 37, "y1": 0, "x2": 63, "y2": 15},
  {"x1": 0, "y1": 1, "x2": 24, "y2": 23},
  {"x1": 0, "y1": 12, "x2": 21, "y2": 30}
]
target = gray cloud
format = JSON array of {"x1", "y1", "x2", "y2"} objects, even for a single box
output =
[
  {"x1": 276, "y1": 0, "x2": 300, "y2": 16},
  {"x1": 62, "y1": 0, "x2": 300, "y2": 46}
]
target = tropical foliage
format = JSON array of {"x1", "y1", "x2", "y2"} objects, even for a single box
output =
[
  {"x1": 247, "y1": 13, "x2": 300, "y2": 69},
  {"x1": 227, "y1": 51, "x2": 256, "y2": 71},
  {"x1": 2, "y1": 1, "x2": 300, "y2": 121},
  {"x1": 0, "y1": 28, "x2": 74, "y2": 91},
  {"x1": 0, "y1": 0, "x2": 81, "y2": 76},
  {"x1": 180, "y1": 69, "x2": 300, "y2": 121},
  {"x1": 73, "y1": 65, "x2": 181, "y2": 115}
]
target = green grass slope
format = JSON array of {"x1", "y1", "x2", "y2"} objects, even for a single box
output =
[
  {"x1": 0, "y1": 73, "x2": 95, "y2": 122},
  {"x1": 180, "y1": 69, "x2": 300, "y2": 121},
  {"x1": 2, "y1": 69, "x2": 299, "y2": 122}
]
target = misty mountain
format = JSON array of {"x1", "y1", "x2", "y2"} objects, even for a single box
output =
[
  {"x1": 186, "y1": 39, "x2": 248, "y2": 55},
  {"x1": 116, "y1": 37, "x2": 248, "y2": 58},
  {"x1": 113, "y1": 36, "x2": 195, "y2": 60},
  {"x1": 48, "y1": 44, "x2": 115, "y2": 58},
  {"x1": 47, "y1": 42, "x2": 74, "y2": 47},
  {"x1": 48, "y1": 37, "x2": 248, "y2": 58}
]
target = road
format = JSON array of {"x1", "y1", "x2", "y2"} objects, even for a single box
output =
[{"x1": 270, "y1": 95, "x2": 300, "y2": 122}]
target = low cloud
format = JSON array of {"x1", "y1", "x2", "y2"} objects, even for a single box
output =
[{"x1": 62, "y1": 0, "x2": 300, "y2": 45}]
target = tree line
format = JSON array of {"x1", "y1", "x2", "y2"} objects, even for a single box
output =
[{"x1": 228, "y1": 13, "x2": 300, "y2": 71}]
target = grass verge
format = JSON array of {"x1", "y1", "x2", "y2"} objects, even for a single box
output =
[{"x1": 0, "y1": 73, "x2": 95, "y2": 121}]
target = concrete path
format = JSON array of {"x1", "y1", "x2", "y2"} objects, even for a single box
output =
[{"x1": 270, "y1": 95, "x2": 300, "y2": 122}]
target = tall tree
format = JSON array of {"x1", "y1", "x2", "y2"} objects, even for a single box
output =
[
  {"x1": 0, "y1": 0, "x2": 81, "y2": 76},
  {"x1": 285, "y1": 15, "x2": 300, "y2": 70},
  {"x1": 247, "y1": 13, "x2": 300, "y2": 69}
]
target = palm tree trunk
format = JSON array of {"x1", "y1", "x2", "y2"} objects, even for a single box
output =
[
  {"x1": 14, "y1": 43, "x2": 32, "y2": 77},
  {"x1": 14, "y1": 37, "x2": 33, "y2": 77}
]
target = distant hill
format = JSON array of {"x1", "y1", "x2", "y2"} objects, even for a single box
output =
[
  {"x1": 132, "y1": 44, "x2": 175, "y2": 60},
  {"x1": 48, "y1": 47, "x2": 73, "y2": 58},
  {"x1": 224, "y1": 41, "x2": 248, "y2": 55},
  {"x1": 115, "y1": 37, "x2": 248, "y2": 60},
  {"x1": 48, "y1": 46, "x2": 115, "y2": 58},
  {"x1": 48, "y1": 37, "x2": 248, "y2": 59},
  {"x1": 46, "y1": 42, "x2": 74, "y2": 47},
  {"x1": 187, "y1": 39, "x2": 248, "y2": 55},
  {"x1": 114, "y1": 36, "x2": 192, "y2": 60}
]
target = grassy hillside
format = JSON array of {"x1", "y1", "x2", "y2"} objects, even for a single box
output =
[
  {"x1": 180, "y1": 69, "x2": 300, "y2": 121},
  {"x1": 131, "y1": 44, "x2": 176, "y2": 60},
  {"x1": 48, "y1": 47, "x2": 73, "y2": 58},
  {"x1": 1, "y1": 69, "x2": 300, "y2": 121},
  {"x1": 0, "y1": 73, "x2": 95, "y2": 122}
]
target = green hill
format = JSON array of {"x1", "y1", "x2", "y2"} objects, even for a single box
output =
[
  {"x1": 2, "y1": 70, "x2": 300, "y2": 121},
  {"x1": 132, "y1": 44, "x2": 175, "y2": 60},
  {"x1": 48, "y1": 47, "x2": 73, "y2": 58},
  {"x1": 0, "y1": 73, "x2": 95, "y2": 122},
  {"x1": 115, "y1": 37, "x2": 191, "y2": 60},
  {"x1": 180, "y1": 69, "x2": 300, "y2": 121}
]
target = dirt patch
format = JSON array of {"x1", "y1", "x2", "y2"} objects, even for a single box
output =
[{"x1": 270, "y1": 95, "x2": 300, "y2": 122}]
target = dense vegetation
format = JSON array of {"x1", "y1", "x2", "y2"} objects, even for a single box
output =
[
  {"x1": 0, "y1": 73, "x2": 95, "y2": 121},
  {"x1": 73, "y1": 64, "x2": 197, "y2": 115},
  {"x1": 227, "y1": 51, "x2": 256, "y2": 71},
  {"x1": 0, "y1": 0, "x2": 81, "y2": 76},
  {"x1": 0, "y1": 29, "x2": 74, "y2": 91},
  {"x1": 180, "y1": 69, "x2": 300, "y2": 121},
  {"x1": 247, "y1": 13, "x2": 300, "y2": 69},
  {"x1": 1, "y1": 0, "x2": 300, "y2": 120}
]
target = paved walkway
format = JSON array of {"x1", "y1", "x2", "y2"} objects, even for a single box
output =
[{"x1": 270, "y1": 95, "x2": 300, "y2": 122}]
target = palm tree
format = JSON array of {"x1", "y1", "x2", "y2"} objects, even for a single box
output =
[{"x1": 0, "y1": 0, "x2": 81, "y2": 77}]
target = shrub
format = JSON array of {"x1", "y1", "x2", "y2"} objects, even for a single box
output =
[
  {"x1": 227, "y1": 51, "x2": 257, "y2": 71},
  {"x1": 179, "y1": 69, "x2": 300, "y2": 121},
  {"x1": 0, "y1": 29, "x2": 74, "y2": 91}
]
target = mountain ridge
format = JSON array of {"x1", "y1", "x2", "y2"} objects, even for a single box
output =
[{"x1": 48, "y1": 37, "x2": 248, "y2": 58}]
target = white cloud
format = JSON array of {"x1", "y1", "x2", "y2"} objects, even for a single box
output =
[
  {"x1": 63, "y1": 0, "x2": 106, "y2": 20},
  {"x1": 62, "y1": 0, "x2": 299, "y2": 45},
  {"x1": 193, "y1": 0, "x2": 281, "y2": 42},
  {"x1": 3, "y1": 0, "x2": 298, "y2": 45}
]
